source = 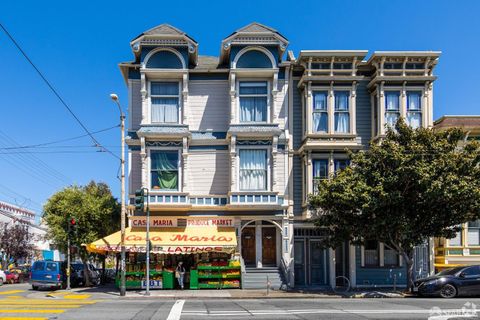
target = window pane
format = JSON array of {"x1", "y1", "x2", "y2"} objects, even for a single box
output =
[
  {"x1": 467, "y1": 229, "x2": 480, "y2": 246},
  {"x1": 239, "y1": 150, "x2": 267, "y2": 191},
  {"x1": 239, "y1": 82, "x2": 268, "y2": 95},
  {"x1": 364, "y1": 240, "x2": 379, "y2": 267},
  {"x1": 407, "y1": 112, "x2": 422, "y2": 129},
  {"x1": 334, "y1": 113, "x2": 350, "y2": 133},
  {"x1": 386, "y1": 112, "x2": 400, "y2": 128},
  {"x1": 151, "y1": 82, "x2": 179, "y2": 95},
  {"x1": 151, "y1": 151, "x2": 179, "y2": 190},
  {"x1": 468, "y1": 220, "x2": 480, "y2": 228},
  {"x1": 385, "y1": 92, "x2": 400, "y2": 111},
  {"x1": 384, "y1": 245, "x2": 398, "y2": 266},
  {"x1": 334, "y1": 159, "x2": 349, "y2": 173},
  {"x1": 407, "y1": 92, "x2": 421, "y2": 110},
  {"x1": 334, "y1": 91, "x2": 349, "y2": 111},
  {"x1": 313, "y1": 92, "x2": 328, "y2": 110},
  {"x1": 240, "y1": 97, "x2": 267, "y2": 122},
  {"x1": 313, "y1": 160, "x2": 328, "y2": 179},
  {"x1": 449, "y1": 231, "x2": 462, "y2": 246},
  {"x1": 313, "y1": 113, "x2": 328, "y2": 132},
  {"x1": 151, "y1": 98, "x2": 178, "y2": 123}
]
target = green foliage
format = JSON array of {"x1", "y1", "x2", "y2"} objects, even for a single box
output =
[
  {"x1": 42, "y1": 181, "x2": 120, "y2": 257},
  {"x1": 0, "y1": 223, "x2": 35, "y2": 264},
  {"x1": 308, "y1": 119, "x2": 480, "y2": 286}
]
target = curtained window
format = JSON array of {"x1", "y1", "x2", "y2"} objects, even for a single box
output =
[
  {"x1": 150, "y1": 150, "x2": 179, "y2": 190},
  {"x1": 468, "y1": 221, "x2": 480, "y2": 246},
  {"x1": 312, "y1": 91, "x2": 328, "y2": 132},
  {"x1": 406, "y1": 91, "x2": 422, "y2": 129},
  {"x1": 334, "y1": 159, "x2": 349, "y2": 174},
  {"x1": 151, "y1": 82, "x2": 179, "y2": 123},
  {"x1": 334, "y1": 91, "x2": 350, "y2": 133},
  {"x1": 313, "y1": 159, "x2": 328, "y2": 194},
  {"x1": 239, "y1": 82, "x2": 268, "y2": 123},
  {"x1": 239, "y1": 149, "x2": 267, "y2": 191},
  {"x1": 385, "y1": 91, "x2": 400, "y2": 128}
]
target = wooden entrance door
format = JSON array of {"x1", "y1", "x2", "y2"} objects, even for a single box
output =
[
  {"x1": 241, "y1": 228, "x2": 256, "y2": 266},
  {"x1": 262, "y1": 228, "x2": 276, "y2": 266}
]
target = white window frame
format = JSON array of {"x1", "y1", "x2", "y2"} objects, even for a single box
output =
[
  {"x1": 360, "y1": 241, "x2": 401, "y2": 268},
  {"x1": 384, "y1": 90, "x2": 401, "y2": 128},
  {"x1": 467, "y1": 221, "x2": 480, "y2": 247},
  {"x1": 309, "y1": 86, "x2": 355, "y2": 135},
  {"x1": 311, "y1": 91, "x2": 329, "y2": 133},
  {"x1": 236, "y1": 146, "x2": 271, "y2": 192},
  {"x1": 406, "y1": 90, "x2": 423, "y2": 129},
  {"x1": 237, "y1": 79, "x2": 271, "y2": 124},
  {"x1": 148, "y1": 80, "x2": 182, "y2": 125},
  {"x1": 148, "y1": 147, "x2": 182, "y2": 193},
  {"x1": 447, "y1": 226, "x2": 463, "y2": 247}
]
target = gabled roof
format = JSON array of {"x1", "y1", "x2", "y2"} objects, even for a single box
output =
[
  {"x1": 220, "y1": 22, "x2": 289, "y2": 65},
  {"x1": 130, "y1": 23, "x2": 197, "y2": 44},
  {"x1": 434, "y1": 115, "x2": 480, "y2": 134}
]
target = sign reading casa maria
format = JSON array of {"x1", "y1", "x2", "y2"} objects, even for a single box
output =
[{"x1": 129, "y1": 216, "x2": 234, "y2": 228}]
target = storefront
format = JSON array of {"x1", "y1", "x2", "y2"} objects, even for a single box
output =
[{"x1": 87, "y1": 216, "x2": 241, "y2": 290}]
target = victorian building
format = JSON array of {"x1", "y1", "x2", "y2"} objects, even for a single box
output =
[{"x1": 117, "y1": 22, "x2": 440, "y2": 289}]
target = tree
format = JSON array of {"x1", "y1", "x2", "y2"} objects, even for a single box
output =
[
  {"x1": 0, "y1": 222, "x2": 35, "y2": 267},
  {"x1": 43, "y1": 181, "x2": 120, "y2": 286},
  {"x1": 308, "y1": 119, "x2": 480, "y2": 290}
]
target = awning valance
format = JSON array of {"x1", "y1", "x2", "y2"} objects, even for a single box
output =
[{"x1": 86, "y1": 227, "x2": 237, "y2": 255}]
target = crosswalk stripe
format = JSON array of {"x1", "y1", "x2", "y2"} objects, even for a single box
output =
[
  {"x1": 0, "y1": 317, "x2": 47, "y2": 320},
  {"x1": 0, "y1": 291, "x2": 25, "y2": 295},
  {"x1": 63, "y1": 294, "x2": 91, "y2": 299},
  {"x1": 0, "y1": 305, "x2": 80, "y2": 309}
]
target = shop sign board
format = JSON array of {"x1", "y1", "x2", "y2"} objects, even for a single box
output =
[
  {"x1": 130, "y1": 216, "x2": 234, "y2": 228},
  {"x1": 141, "y1": 280, "x2": 162, "y2": 289}
]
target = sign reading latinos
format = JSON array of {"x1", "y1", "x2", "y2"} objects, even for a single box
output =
[{"x1": 130, "y1": 216, "x2": 234, "y2": 228}]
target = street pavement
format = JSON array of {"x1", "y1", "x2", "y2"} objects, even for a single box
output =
[{"x1": 1, "y1": 283, "x2": 480, "y2": 319}]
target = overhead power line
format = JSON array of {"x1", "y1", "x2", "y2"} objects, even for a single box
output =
[{"x1": 0, "y1": 22, "x2": 120, "y2": 161}]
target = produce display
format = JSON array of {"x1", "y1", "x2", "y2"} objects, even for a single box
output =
[{"x1": 193, "y1": 259, "x2": 241, "y2": 289}]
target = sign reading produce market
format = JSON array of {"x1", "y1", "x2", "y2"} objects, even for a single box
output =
[{"x1": 129, "y1": 216, "x2": 234, "y2": 228}]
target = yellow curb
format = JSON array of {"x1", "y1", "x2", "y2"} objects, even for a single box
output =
[
  {"x1": 62, "y1": 294, "x2": 91, "y2": 300},
  {"x1": 5, "y1": 296, "x2": 22, "y2": 299},
  {"x1": 0, "y1": 301, "x2": 96, "y2": 305},
  {"x1": 0, "y1": 310, "x2": 65, "y2": 314},
  {"x1": 0, "y1": 305, "x2": 80, "y2": 309},
  {"x1": 0, "y1": 291, "x2": 25, "y2": 295}
]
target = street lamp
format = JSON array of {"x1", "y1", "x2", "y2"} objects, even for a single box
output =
[{"x1": 110, "y1": 93, "x2": 126, "y2": 297}]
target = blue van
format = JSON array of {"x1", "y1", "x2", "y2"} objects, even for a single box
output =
[{"x1": 30, "y1": 260, "x2": 69, "y2": 290}]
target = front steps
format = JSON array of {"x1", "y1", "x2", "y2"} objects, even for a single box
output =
[{"x1": 242, "y1": 267, "x2": 286, "y2": 290}]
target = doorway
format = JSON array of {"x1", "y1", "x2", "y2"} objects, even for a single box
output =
[
  {"x1": 310, "y1": 241, "x2": 327, "y2": 285},
  {"x1": 262, "y1": 228, "x2": 276, "y2": 266},
  {"x1": 241, "y1": 228, "x2": 256, "y2": 266}
]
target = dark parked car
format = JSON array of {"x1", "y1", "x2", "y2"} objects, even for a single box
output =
[
  {"x1": 414, "y1": 265, "x2": 480, "y2": 298},
  {"x1": 71, "y1": 263, "x2": 100, "y2": 286}
]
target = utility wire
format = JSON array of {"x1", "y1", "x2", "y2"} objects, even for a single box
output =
[
  {"x1": 0, "y1": 22, "x2": 120, "y2": 161},
  {"x1": 0, "y1": 125, "x2": 119, "y2": 150}
]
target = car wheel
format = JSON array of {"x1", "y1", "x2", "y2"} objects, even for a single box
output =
[
  {"x1": 0, "y1": 278, "x2": 3, "y2": 286},
  {"x1": 440, "y1": 284, "x2": 457, "y2": 298}
]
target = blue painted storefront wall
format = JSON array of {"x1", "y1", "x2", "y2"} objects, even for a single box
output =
[{"x1": 355, "y1": 246, "x2": 407, "y2": 286}]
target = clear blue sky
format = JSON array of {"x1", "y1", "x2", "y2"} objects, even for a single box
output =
[{"x1": 1, "y1": 0, "x2": 479, "y2": 217}]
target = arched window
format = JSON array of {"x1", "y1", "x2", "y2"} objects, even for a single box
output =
[
  {"x1": 236, "y1": 49, "x2": 273, "y2": 68},
  {"x1": 145, "y1": 50, "x2": 184, "y2": 69}
]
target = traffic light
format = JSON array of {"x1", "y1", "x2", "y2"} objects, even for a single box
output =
[
  {"x1": 134, "y1": 189, "x2": 145, "y2": 211},
  {"x1": 68, "y1": 217, "x2": 76, "y2": 237}
]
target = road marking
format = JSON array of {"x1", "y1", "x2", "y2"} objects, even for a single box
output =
[
  {"x1": 0, "y1": 317, "x2": 47, "y2": 320},
  {"x1": 0, "y1": 291, "x2": 25, "y2": 295},
  {"x1": 5, "y1": 296, "x2": 22, "y2": 299},
  {"x1": 167, "y1": 300, "x2": 185, "y2": 320},
  {"x1": 0, "y1": 310, "x2": 65, "y2": 314},
  {"x1": 63, "y1": 294, "x2": 91, "y2": 299}
]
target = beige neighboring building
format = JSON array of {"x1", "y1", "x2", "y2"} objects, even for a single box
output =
[{"x1": 433, "y1": 115, "x2": 480, "y2": 271}]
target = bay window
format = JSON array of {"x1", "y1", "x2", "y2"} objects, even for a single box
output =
[
  {"x1": 334, "y1": 159, "x2": 349, "y2": 174},
  {"x1": 468, "y1": 221, "x2": 480, "y2": 246},
  {"x1": 385, "y1": 91, "x2": 400, "y2": 128},
  {"x1": 406, "y1": 91, "x2": 422, "y2": 129},
  {"x1": 239, "y1": 149, "x2": 267, "y2": 191},
  {"x1": 151, "y1": 82, "x2": 179, "y2": 123},
  {"x1": 334, "y1": 91, "x2": 350, "y2": 133},
  {"x1": 312, "y1": 91, "x2": 328, "y2": 132},
  {"x1": 239, "y1": 81, "x2": 268, "y2": 123},
  {"x1": 313, "y1": 159, "x2": 328, "y2": 193},
  {"x1": 150, "y1": 150, "x2": 179, "y2": 190}
]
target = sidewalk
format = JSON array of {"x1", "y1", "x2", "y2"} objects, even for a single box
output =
[{"x1": 28, "y1": 284, "x2": 406, "y2": 300}]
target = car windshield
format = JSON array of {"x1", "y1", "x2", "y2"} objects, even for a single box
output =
[{"x1": 436, "y1": 267, "x2": 464, "y2": 276}]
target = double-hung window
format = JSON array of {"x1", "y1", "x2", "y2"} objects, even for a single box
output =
[
  {"x1": 384, "y1": 244, "x2": 399, "y2": 267},
  {"x1": 239, "y1": 81, "x2": 268, "y2": 123},
  {"x1": 150, "y1": 150, "x2": 179, "y2": 190},
  {"x1": 468, "y1": 221, "x2": 480, "y2": 246},
  {"x1": 312, "y1": 91, "x2": 328, "y2": 133},
  {"x1": 449, "y1": 227, "x2": 462, "y2": 246},
  {"x1": 406, "y1": 91, "x2": 422, "y2": 129},
  {"x1": 313, "y1": 159, "x2": 328, "y2": 194},
  {"x1": 239, "y1": 149, "x2": 267, "y2": 191},
  {"x1": 334, "y1": 159, "x2": 349, "y2": 174},
  {"x1": 151, "y1": 82, "x2": 179, "y2": 123},
  {"x1": 334, "y1": 91, "x2": 350, "y2": 133},
  {"x1": 385, "y1": 91, "x2": 400, "y2": 128}
]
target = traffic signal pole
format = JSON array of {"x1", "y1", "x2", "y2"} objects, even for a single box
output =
[
  {"x1": 145, "y1": 189, "x2": 150, "y2": 296},
  {"x1": 67, "y1": 235, "x2": 71, "y2": 290}
]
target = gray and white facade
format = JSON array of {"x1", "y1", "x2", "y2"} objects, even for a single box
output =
[{"x1": 119, "y1": 22, "x2": 440, "y2": 289}]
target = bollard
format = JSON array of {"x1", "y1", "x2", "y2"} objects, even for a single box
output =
[
  {"x1": 266, "y1": 275, "x2": 269, "y2": 296},
  {"x1": 393, "y1": 274, "x2": 397, "y2": 291}
]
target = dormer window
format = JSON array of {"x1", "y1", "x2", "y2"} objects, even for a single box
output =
[
  {"x1": 385, "y1": 91, "x2": 400, "y2": 128},
  {"x1": 239, "y1": 81, "x2": 268, "y2": 123},
  {"x1": 334, "y1": 91, "x2": 350, "y2": 133},
  {"x1": 151, "y1": 82, "x2": 180, "y2": 124},
  {"x1": 406, "y1": 91, "x2": 422, "y2": 129}
]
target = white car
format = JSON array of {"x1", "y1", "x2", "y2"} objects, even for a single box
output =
[{"x1": 0, "y1": 270, "x2": 6, "y2": 285}]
